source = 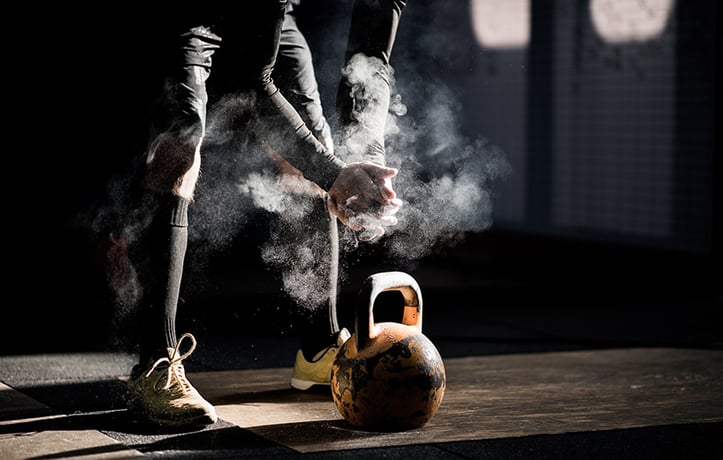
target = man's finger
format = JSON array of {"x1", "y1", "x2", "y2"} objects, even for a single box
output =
[
  {"x1": 358, "y1": 225, "x2": 385, "y2": 242},
  {"x1": 381, "y1": 198, "x2": 403, "y2": 215},
  {"x1": 362, "y1": 163, "x2": 398, "y2": 179},
  {"x1": 379, "y1": 215, "x2": 398, "y2": 226}
]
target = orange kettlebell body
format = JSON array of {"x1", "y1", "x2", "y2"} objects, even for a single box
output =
[{"x1": 331, "y1": 272, "x2": 446, "y2": 431}]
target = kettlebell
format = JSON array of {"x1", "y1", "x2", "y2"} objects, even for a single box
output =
[{"x1": 330, "y1": 271, "x2": 446, "y2": 431}]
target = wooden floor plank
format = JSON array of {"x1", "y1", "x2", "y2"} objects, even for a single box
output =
[
  {"x1": 189, "y1": 347, "x2": 723, "y2": 453},
  {"x1": 0, "y1": 383, "x2": 145, "y2": 460}
]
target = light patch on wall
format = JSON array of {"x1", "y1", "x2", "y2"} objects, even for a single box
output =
[
  {"x1": 470, "y1": 0, "x2": 530, "y2": 49},
  {"x1": 590, "y1": 0, "x2": 674, "y2": 43}
]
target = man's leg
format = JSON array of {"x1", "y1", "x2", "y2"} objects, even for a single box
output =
[
  {"x1": 258, "y1": 146, "x2": 348, "y2": 390},
  {"x1": 127, "y1": 25, "x2": 220, "y2": 428},
  {"x1": 288, "y1": 194, "x2": 352, "y2": 391},
  {"x1": 273, "y1": 187, "x2": 348, "y2": 390},
  {"x1": 243, "y1": 2, "x2": 348, "y2": 389}
]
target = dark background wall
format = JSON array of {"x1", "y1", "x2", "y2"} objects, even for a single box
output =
[{"x1": 4, "y1": 0, "x2": 720, "y2": 354}]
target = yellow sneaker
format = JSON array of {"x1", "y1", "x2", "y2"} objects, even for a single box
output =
[
  {"x1": 290, "y1": 328, "x2": 351, "y2": 390},
  {"x1": 127, "y1": 333, "x2": 217, "y2": 428}
]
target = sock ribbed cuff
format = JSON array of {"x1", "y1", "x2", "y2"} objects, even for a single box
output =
[{"x1": 168, "y1": 195, "x2": 190, "y2": 227}]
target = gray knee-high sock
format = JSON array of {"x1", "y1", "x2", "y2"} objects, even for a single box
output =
[{"x1": 138, "y1": 193, "x2": 190, "y2": 365}]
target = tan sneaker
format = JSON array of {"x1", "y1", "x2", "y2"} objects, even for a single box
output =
[
  {"x1": 127, "y1": 333, "x2": 217, "y2": 427},
  {"x1": 290, "y1": 328, "x2": 351, "y2": 390}
]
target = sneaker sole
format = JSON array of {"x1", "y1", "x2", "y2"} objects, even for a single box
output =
[
  {"x1": 127, "y1": 396, "x2": 217, "y2": 428},
  {"x1": 145, "y1": 413, "x2": 217, "y2": 428},
  {"x1": 290, "y1": 377, "x2": 329, "y2": 391}
]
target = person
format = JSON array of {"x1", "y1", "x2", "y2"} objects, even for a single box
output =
[{"x1": 124, "y1": 0, "x2": 408, "y2": 428}]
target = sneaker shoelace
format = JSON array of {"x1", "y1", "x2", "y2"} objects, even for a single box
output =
[{"x1": 145, "y1": 332, "x2": 197, "y2": 395}]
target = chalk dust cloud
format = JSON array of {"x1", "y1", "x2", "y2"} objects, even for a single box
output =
[{"x1": 84, "y1": 9, "x2": 513, "y2": 327}]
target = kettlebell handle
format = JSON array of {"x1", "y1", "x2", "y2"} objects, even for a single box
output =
[{"x1": 355, "y1": 271, "x2": 423, "y2": 350}]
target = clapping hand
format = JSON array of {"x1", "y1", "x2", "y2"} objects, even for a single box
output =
[{"x1": 327, "y1": 161, "x2": 403, "y2": 242}]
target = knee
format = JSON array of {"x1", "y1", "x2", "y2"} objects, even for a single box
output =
[{"x1": 144, "y1": 124, "x2": 203, "y2": 195}]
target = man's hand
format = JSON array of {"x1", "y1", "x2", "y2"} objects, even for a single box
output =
[{"x1": 327, "y1": 161, "x2": 403, "y2": 241}]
